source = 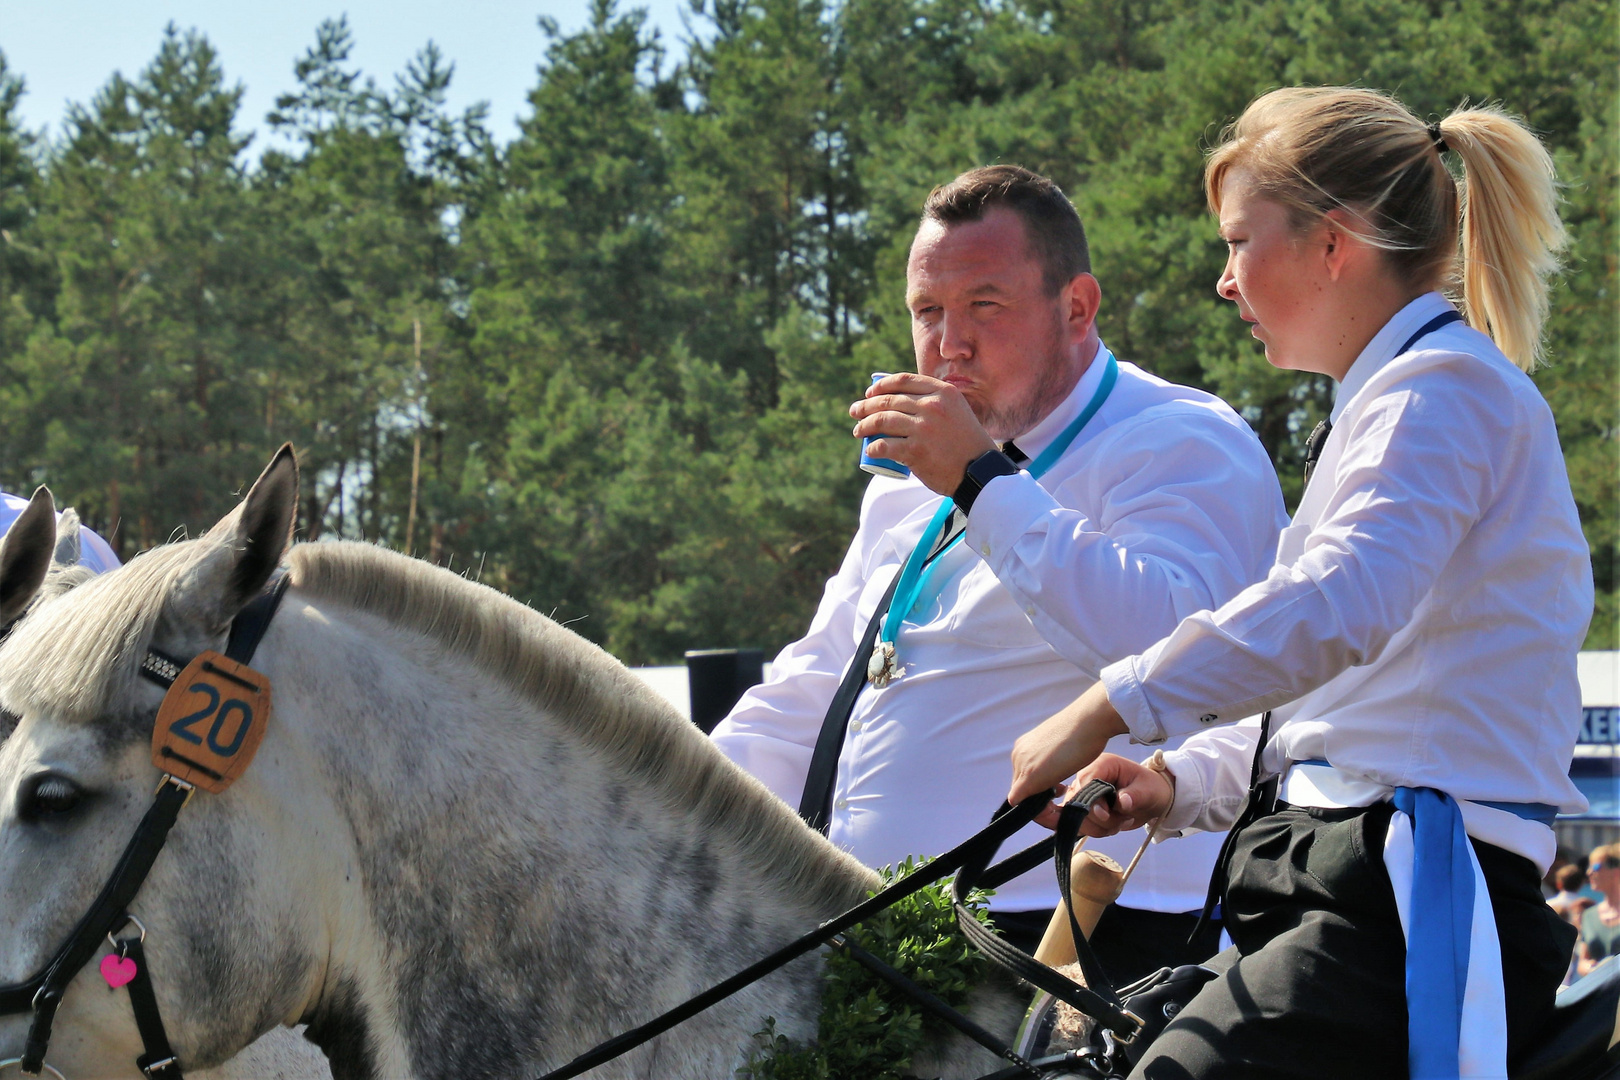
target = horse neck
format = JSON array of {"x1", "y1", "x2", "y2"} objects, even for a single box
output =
[{"x1": 270, "y1": 597, "x2": 871, "y2": 1078}]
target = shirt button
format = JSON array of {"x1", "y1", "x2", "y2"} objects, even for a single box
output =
[
  {"x1": 849, "y1": 720, "x2": 862, "y2": 733},
  {"x1": 1200, "y1": 713, "x2": 1218, "y2": 724},
  {"x1": 834, "y1": 797, "x2": 849, "y2": 811},
  {"x1": 1024, "y1": 604, "x2": 1036, "y2": 617},
  {"x1": 980, "y1": 542, "x2": 992, "y2": 557}
]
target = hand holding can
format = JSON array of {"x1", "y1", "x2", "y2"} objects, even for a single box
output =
[{"x1": 859, "y1": 373, "x2": 911, "y2": 479}]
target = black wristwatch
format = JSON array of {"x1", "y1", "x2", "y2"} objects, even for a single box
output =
[{"x1": 952, "y1": 449, "x2": 1021, "y2": 514}]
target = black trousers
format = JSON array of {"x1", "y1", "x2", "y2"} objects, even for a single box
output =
[
  {"x1": 1092, "y1": 903, "x2": 1223, "y2": 989},
  {"x1": 1132, "y1": 802, "x2": 1575, "y2": 1080}
]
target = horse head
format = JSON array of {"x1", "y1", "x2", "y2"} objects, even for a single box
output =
[{"x1": 0, "y1": 448, "x2": 317, "y2": 1077}]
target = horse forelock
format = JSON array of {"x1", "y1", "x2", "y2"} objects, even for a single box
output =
[
  {"x1": 286, "y1": 541, "x2": 877, "y2": 911},
  {"x1": 0, "y1": 540, "x2": 213, "y2": 722}
]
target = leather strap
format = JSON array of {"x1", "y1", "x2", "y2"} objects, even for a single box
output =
[
  {"x1": 225, "y1": 574, "x2": 290, "y2": 666},
  {"x1": 537, "y1": 792, "x2": 1071, "y2": 1080},
  {"x1": 14, "y1": 778, "x2": 191, "y2": 1073},
  {"x1": 1191, "y1": 710, "x2": 1274, "y2": 942},
  {"x1": 123, "y1": 937, "x2": 182, "y2": 1080},
  {"x1": 949, "y1": 783, "x2": 1142, "y2": 1041}
]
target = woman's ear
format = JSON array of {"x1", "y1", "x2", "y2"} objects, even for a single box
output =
[{"x1": 1319, "y1": 209, "x2": 1359, "y2": 282}]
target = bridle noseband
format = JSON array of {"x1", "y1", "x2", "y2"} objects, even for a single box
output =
[{"x1": 0, "y1": 576, "x2": 289, "y2": 1079}]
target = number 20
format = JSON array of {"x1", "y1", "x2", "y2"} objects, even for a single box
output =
[{"x1": 170, "y1": 683, "x2": 253, "y2": 757}]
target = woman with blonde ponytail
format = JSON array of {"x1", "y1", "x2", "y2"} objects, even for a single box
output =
[{"x1": 1007, "y1": 86, "x2": 1593, "y2": 1079}]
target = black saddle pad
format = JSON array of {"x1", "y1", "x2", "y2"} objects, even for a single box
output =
[{"x1": 1514, "y1": 958, "x2": 1620, "y2": 1080}]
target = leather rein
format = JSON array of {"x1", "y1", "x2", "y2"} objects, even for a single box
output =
[
  {"x1": 0, "y1": 577, "x2": 290, "y2": 1079},
  {"x1": 536, "y1": 779, "x2": 1152, "y2": 1080}
]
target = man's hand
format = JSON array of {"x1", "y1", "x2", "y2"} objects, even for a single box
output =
[{"x1": 851, "y1": 372, "x2": 996, "y2": 496}]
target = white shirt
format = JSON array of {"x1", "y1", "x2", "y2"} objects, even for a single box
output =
[
  {"x1": 1106, "y1": 294, "x2": 1593, "y2": 873},
  {"x1": 712, "y1": 347, "x2": 1287, "y2": 911},
  {"x1": 0, "y1": 491, "x2": 121, "y2": 574}
]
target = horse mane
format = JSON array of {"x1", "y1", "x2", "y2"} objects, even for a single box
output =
[
  {"x1": 0, "y1": 536, "x2": 874, "y2": 912},
  {"x1": 0, "y1": 540, "x2": 204, "y2": 719},
  {"x1": 286, "y1": 542, "x2": 877, "y2": 910}
]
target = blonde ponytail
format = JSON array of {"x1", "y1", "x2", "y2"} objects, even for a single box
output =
[
  {"x1": 1206, "y1": 88, "x2": 1566, "y2": 370},
  {"x1": 1439, "y1": 107, "x2": 1566, "y2": 370}
]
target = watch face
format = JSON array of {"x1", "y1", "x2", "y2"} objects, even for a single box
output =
[{"x1": 969, "y1": 450, "x2": 1018, "y2": 483}]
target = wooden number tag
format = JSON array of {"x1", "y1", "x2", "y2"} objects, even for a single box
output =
[{"x1": 151, "y1": 650, "x2": 272, "y2": 794}]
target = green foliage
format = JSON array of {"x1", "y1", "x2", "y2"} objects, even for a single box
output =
[
  {"x1": 0, "y1": 0, "x2": 1613, "y2": 653},
  {"x1": 738, "y1": 859, "x2": 995, "y2": 1080}
]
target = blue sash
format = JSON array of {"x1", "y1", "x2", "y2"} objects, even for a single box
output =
[{"x1": 1292, "y1": 759, "x2": 1553, "y2": 1078}]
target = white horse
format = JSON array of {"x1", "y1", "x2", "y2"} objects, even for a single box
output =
[
  {"x1": 0, "y1": 450, "x2": 1023, "y2": 1079},
  {"x1": 0, "y1": 487, "x2": 331, "y2": 1080}
]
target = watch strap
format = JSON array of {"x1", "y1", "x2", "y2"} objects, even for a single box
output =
[{"x1": 952, "y1": 449, "x2": 1021, "y2": 514}]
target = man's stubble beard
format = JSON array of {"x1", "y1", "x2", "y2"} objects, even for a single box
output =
[{"x1": 975, "y1": 329, "x2": 1083, "y2": 443}]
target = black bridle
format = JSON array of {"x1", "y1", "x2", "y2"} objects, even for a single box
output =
[{"x1": 0, "y1": 577, "x2": 289, "y2": 1079}]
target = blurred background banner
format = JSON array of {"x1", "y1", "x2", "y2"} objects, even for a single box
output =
[{"x1": 0, "y1": 0, "x2": 1614, "y2": 669}]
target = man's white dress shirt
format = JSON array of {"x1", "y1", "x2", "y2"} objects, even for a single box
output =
[
  {"x1": 1106, "y1": 294, "x2": 1593, "y2": 873},
  {"x1": 713, "y1": 347, "x2": 1287, "y2": 911},
  {"x1": 0, "y1": 491, "x2": 121, "y2": 573}
]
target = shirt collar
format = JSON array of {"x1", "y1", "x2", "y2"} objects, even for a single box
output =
[
  {"x1": 1008, "y1": 340, "x2": 1112, "y2": 459},
  {"x1": 1332, "y1": 292, "x2": 1457, "y2": 422}
]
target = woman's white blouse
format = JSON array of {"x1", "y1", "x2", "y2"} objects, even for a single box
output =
[{"x1": 1102, "y1": 293, "x2": 1594, "y2": 869}]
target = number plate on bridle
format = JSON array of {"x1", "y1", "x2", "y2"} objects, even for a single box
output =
[{"x1": 151, "y1": 650, "x2": 271, "y2": 794}]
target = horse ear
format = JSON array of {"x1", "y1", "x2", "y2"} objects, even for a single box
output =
[
  {"x1": 206, "y1": 445, "x2": 299, "y2": 616},
  {"x1": 52, "y1": 507, "x2": 82, "y2": 569},
  {"x1": 0, "y1": 487, "x2": 57, "y2": 628}
]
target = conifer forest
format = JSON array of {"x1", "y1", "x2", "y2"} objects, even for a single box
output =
[{"x1": 0, "y1": 0, "x2": 1614, "y2": 660}]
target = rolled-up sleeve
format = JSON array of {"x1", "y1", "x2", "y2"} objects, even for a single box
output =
[{"x1": 1158, "y1": 719, "x2": 1262, "y2": 835}]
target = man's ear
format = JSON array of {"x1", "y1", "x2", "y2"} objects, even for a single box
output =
[
  {"x1": 203, "y1": 444, "x2": 299, "y2": 619},
  {"x1": 1063, "y1": 272, "x2": 1103, "y2": 338},
  {"x1": 0, "y1": 488, "x2": 57, "y2": 628}
]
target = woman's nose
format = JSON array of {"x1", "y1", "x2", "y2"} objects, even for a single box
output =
[{"x1": 1216, "y1": 256, "x2": 1239, "y2": 302}]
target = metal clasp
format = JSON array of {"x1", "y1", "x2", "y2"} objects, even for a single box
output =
[
  {"x1": 1108, "y1": 1007, "x2": 1146, "y2": 1046},
  {"x1": 155, "y1": 775, "x2": 196, "y2": 808},
  {"x1": 107, "y1": 914, "x2": 148, "y2": 958}
]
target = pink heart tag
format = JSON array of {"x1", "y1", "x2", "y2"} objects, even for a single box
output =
[{"x1": 100, "y1": 953, "x2": 138, "y2": 989}]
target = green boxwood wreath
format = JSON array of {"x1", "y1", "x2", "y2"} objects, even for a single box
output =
[{"x1": 738, "y1": 858, "x2": 997, "y2": 1080}]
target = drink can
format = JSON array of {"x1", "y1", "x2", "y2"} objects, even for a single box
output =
[{"x1": 859, "y1": 373, "x2": 911, "y2": 479}]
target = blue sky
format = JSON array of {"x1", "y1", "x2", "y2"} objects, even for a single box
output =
[{"x1": 2, "y1": 0, "x2": 694, "y2": 152}]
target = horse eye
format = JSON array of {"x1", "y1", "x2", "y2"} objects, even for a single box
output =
[{"x1": 18, "y1": 773, "x2": 85, "y2": 822}]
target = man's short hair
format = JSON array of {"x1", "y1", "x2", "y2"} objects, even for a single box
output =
[
  {"x1": 1555, "y1": 862, "x2": 1585, "y2": 892},
  {"x1": 922, "y1": 165, "x2": 1091, "y2": 293}
]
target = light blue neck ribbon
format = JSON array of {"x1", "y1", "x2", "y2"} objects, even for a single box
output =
[{"x1": 877, "y1": 351, "x2": 1120, "y2": 648}]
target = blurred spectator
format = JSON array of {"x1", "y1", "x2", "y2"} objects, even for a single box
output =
[
  {"x1": 1552, "y1": 862, "x2": 1595, "y2": 986},
  {"x1": 1551, "y1": 862, "x2": 1592, "y2": 922},
  {"x1": 1578, "y1": 845, "x2": 1620, "y2": 977}
]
